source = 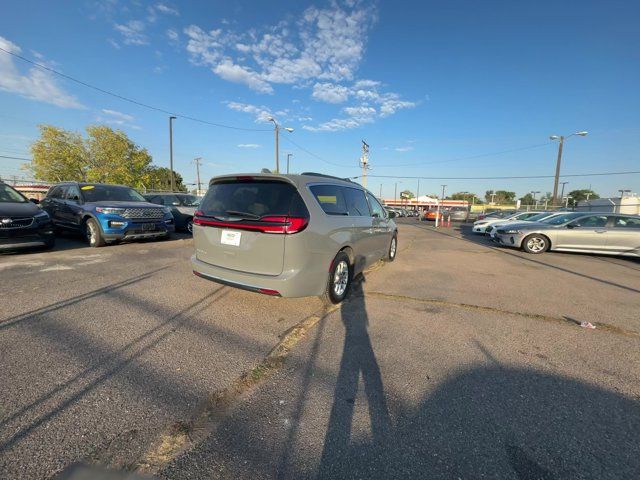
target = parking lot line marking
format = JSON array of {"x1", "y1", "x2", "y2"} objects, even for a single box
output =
[
  {"x1": 364, "y1": 291, "x2": 640, "y2": 339},
  {"x1": 40, "y1": 265, "x2": 74, "y2": 272}
]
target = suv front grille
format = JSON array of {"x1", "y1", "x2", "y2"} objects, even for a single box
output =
[
  {"x1": 0, "y1": 217, "x2": 34, "y2": 229},
  {"x1": 121, "y1": 208, "x2": 164, "y2": 220}
]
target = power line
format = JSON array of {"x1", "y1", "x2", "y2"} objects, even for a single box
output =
[
  {"x1": 280, "y1": 136, "x2": 349, "y2": 168},
  {"x1": 374, "y1": 142, "x2": 554, "y2": 167},
  {"x1": 352, "y1": 171, "x2": 640, "y2": 180},
  {"x1": 0, "y1": 154, "x2": 31, "y2": 161},
  {"x1": 0, "y1": 46, "x2": 272, "y2": 133}
]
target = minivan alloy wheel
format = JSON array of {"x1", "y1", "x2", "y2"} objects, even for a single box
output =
[
  {"x1": 333, "y1": 260, "x2": 349, "y2": 297},
  {"x1": 389, "y1": 236, "x2": 397, "y2": 260}
]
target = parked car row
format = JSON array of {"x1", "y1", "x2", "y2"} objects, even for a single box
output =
[
  {"x1": 473, "y1": 210, "x2": 640, "y2": 256},
  {"x1": 385, "y1": 207, "x2": 419, "y2": 217},
  {"x1": 0, "y1": 180, "x2": 205, "y2": 252},
  {"x1": 422, "y1": 206, "x2": 470, "y2": 222}
]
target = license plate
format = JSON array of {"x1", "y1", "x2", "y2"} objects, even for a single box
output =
[
  {"x1": 221, "y1": 230, "x2": 241, "y2": 246},
  {"x1": 142, "y1": 223, "x2": 156, "y2": 231}
]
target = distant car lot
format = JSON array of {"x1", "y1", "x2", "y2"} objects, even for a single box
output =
[{"x1": 1, "y1": 221, "x2": 639, "y2": 479}]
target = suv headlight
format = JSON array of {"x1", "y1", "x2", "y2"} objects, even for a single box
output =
[{"x1": 95, "y1": 207, "x2": 125, "y2": 215}]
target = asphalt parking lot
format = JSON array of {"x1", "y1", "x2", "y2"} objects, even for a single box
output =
[{"x1": 1, "y1": 221, "x2": 639, "y2": 479}]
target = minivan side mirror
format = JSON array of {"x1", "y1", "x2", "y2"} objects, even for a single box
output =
[
  {"x1": 29, "y1": 198, "x2": 40, "y2": 204},
  {"x1": 566, "y1": 222, "x2": 578, "y2": 229}
]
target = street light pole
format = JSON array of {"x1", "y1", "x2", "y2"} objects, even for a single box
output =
[
  {"x1": 550, "y1": 131, "x2": 587, "y2": 206},
  {"x1": 169, "y1": 116, "x2": 177, "y2": 191},
  {"x1": 286, "y1": 153, "x2": 292, "y2": 174},
  {"x1": 394, "y1": 182, "x2": 398, "y2": 204},
  {"x1": 193, "y1": 157, "x2": 202, "y2": 194},
  {"x1": 560, "y1": 182, "x2": 568, "y2": 208},
  {"x1": 267, "y1": 117, "x2": 293, "y2": 174}
]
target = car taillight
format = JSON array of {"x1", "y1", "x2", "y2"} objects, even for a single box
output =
[{"x1": 192, "y1": 213, "x2": 308, "y2": 234}]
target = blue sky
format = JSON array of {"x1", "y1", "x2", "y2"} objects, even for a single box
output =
[{"x1": 0, "y1": 0, "x2": 639, "y2": 199}]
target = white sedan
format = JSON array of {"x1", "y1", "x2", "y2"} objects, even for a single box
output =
[
  {"x1": 485, "y1": 212, "x2": 565, "y2": 238},
  {"x1": 473, "y1": 211, "x2": 542, "y2": 234}
]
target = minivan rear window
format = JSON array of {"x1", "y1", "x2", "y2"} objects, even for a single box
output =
[
  {"x1": 309, "y1": 184, "x2": 348, "y2": 215},
  {"x1": 199, "y1": 179, "x2": 308, "y2": 218}
]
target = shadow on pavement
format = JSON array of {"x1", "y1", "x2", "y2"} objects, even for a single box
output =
[{"x1": 158, "y1": 277, "x2": 640, "y2": 479}]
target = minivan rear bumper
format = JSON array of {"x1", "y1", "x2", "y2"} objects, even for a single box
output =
[{"x1": 191, "y1": 254, "x2": 328, "y2": 298}]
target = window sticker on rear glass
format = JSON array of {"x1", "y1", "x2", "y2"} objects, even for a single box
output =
[
  {"x1": 317, "y1": 195, "x2": 337, "y2": 204},
  {"x1": 81, "y1": 186, "x2": 94, "y2": 190}
]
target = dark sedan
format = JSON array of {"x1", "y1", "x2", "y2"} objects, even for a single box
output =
[
  {"x1": 0, "y1": 181, "x2": 55, "y2": 251},
  {"x1": 143, "y1": 193, "x2": 201, "y2": 233}
]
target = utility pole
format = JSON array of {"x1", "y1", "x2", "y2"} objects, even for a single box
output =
[
  {"x1": 267, "y1": 117, "x2": 293, "y2": 174},
  {"x1": 360, "y1": 140, "x2": 370, "y2": 188},
  {"x1": 436, "y1": 184, "x2": 446, "y2": 227},
  {"x1": 286, "y1": 153, "x2": 292, "y2": 174},
  {"x1": 169, "y1": 116, "x2": 177, "y2": 192},
  {"x1": 416, "y1": 178, "x2": 420, "y2": 216},
  {"x1": 550, "y1": 131, "x2": 587, "y2": 206},
  {"x1": 559, "y1": 182, "x2": 568, "y2": 208},
  {"x1": 379, "y1": 183, "x2": 383, "y2": 198},
  {"x1": 193, "y1": 157, "x2": 202, "y2": 194},
  {"x1": 394, "y1": 182, "x2": 398, "y2": 204}
]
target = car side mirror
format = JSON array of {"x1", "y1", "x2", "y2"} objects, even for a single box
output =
[
  {"x1": 567, "y1": 222, "x2": 577, "y2": 229},
  {"x1": 29, "y1": 198, "x2": 40, "y2": 204},
  {"x1": 387, "y1": 210, "x2": 396, "y2": 218}
]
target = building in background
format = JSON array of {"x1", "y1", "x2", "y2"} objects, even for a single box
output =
[{"x1": 576, "y1": 194, "x2": 640, "y2": 215}]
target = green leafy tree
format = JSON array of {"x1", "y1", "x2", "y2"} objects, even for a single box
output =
[
  {"x1": 485, "y1": 190, "x2": 516, "y2": 204},
  {"x1": 400, "y1": 189, "x2": 415, "y2": 199},
  {"x1": 85, "y1": 125, "x2": 152, "y2": 188},
  {"x1": 519, "y1": 193, "x2": 535, "y2": 205},
  {"x1": 30, "y1": 125, "x2": 88, "y2": 182},
  {"x1": 568, "y1": 189, "x2": 599, "y2": 205},
  {"x1": 144, "y1": 166, "x2": 186, "y2": 192},
  {"x1": 450, "y1": 191, "x2": 483, "y2": 204}
]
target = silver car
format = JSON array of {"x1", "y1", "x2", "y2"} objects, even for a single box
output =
[
  {"x1": 494, "y1": 212, "x2": 640, "y2": 256},
  {"x1": 191, "y1": 173, "x2": 398, "y2": 303}
]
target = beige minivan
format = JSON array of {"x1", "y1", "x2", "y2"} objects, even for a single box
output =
[{"x1": 191, "y1": 172, "x2": 397, "y2": 303}]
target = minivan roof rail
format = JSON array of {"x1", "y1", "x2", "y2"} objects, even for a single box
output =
[{"x1": 300, "y1": 172, "x2": 354, "y2": 183}]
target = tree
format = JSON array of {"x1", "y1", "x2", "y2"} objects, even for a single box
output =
[
  {"x1": 30, "y1": 125, "x2": 88, "y2": 182},
  {"x1": 519, "y1": 193, "x2": 535, "y2": 206},
  {"x1": 568, "y1": 189, "x2": 599, "y2": 205},
  {"x1": 400, "y1": 190, "x2": 415, "y2": 199},
  {"x1": 485, "y1": 190, "x2": 516, "y2": 204},
  {"x1": 144, "y1": 166, "x2": 186, "y2": 192},
  {"x1": 29, "y1": 124, "x2": 159, "y2": 189},
  {"x1": 450, "y1": 192, "x2": 483, "y2": 204}
]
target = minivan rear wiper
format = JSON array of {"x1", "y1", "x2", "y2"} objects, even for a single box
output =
[{"x1": 224, "y1": 210, "x2": 261, "y2": 219}]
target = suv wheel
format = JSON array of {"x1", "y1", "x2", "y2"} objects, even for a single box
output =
[
  {"x1": 522, "y1": 234, "x2": 548, "y2": 254},
  {"x1": 85, "y1": 218, "x2": 106, "y2": 248},
  {"x1": 322, "y1": 252, "x2": 351, "y2": 304},
  {"x1": 187, "y1": 220, "x2": 193, "y2": 234},
  {"x1": 386, "y1": 235, "x2": 398, "y2": 262}
]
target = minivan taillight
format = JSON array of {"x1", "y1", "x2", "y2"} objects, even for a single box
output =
[{"x1": 192, "y1": 213, "x2": 308, "y2": 234}]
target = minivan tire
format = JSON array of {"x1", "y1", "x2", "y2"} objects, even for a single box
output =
[
  {"x1": 322, "y1": 252, "x2": 352, "y2": 304},
  {"x1": 386, "y1": 234, "x2": 398, "y2": 262},
  {"x1": 85, "y1": 218, "x2": 106, "y2": 248},
  {"x1": 522, "y1": 234, "x2": 549, "y2": 254}
]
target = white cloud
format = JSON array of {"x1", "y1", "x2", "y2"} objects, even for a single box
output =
[
  {"x1": 0, "y1": 36, "x2": 84, "y2": 109},
  {"x1": 311, "y1": 82, "x2": 350, "y2": 103},
  {"x1": 166, "y1": 29, "x2": 179, "y2": 42},
  {"x1": 97, "y1": 109, "x2": 141, "y2": 130},
  {"x1": 214, "y1": 59, "x2": 273, "y2": 94},
  {"x1": 107, "y1": 38, "x2": 121, "y2": 49},
  {"x1": 183, "y1": 1, "x2": 377, "y2": 91},
  {"x1": 155, "y1": 3, "x2": 179, "y2": 16},
  {"x1": 237, "y1": 143, "x2": 261, "y2": 148},
  {"x1": 114, "y1": 20, "x2": 148, "y2": 45},
  {"x1": 225, "y1": 101, "x2": 273, "y2": 122}
]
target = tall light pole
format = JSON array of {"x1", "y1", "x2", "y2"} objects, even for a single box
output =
[
  {"x1": 267, "y1": 117, "x2": 293, "y2": 174},
  {"x1": 193, "y1": 157, "x2": 202, "y2": 194},
  {"x1": 286, "y1": 153, "x2": 292, "y2": 174},
  {"x1": 436, "y1": 184, "x2": 446, "y2": 227},
  {"x1": 560, "y1": 182, "x2": 569, "y2": 208},
  {"x1": 531, "y1": 190, "x2": 540, "y2": 209},
  {"x1": 169, "y1": 116, "x2": 177, "y2": 191},
  {"x1": 379, "y1": 183, "x2": 383, "y2": 198},
  {"x1": 416, "y1": 178, "x2": 420, "y2": 215},
  {"x1": 618, "y1": 189, "x2": 631, "y2": 198},
  {"x1": 550, "y1": 131, "x2": 587, "y2": 205},
  {"x1": 360, "y1": 140, "x2": 370, "y2": 188}
]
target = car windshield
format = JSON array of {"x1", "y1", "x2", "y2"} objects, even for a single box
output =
[
  {"x1": 0, "y1": 183, "x2": 28, "y2": 203},
  {"x1": 526, "y1": 212, "x2": 554, "y2": 222},
  {"x1": 80, "y1": 185, "x2": 146, "y2": 202},
  {"x1": 540, "y1": 212, "x2": 584, "y2": 225},
  {"x1": 178, "y1": 195, "x2": 200, "y2": 206}
]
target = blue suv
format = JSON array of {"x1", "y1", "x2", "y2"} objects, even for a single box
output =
[{"x1": 41, "y1": 182, "x2": 175, "y2": 247}]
